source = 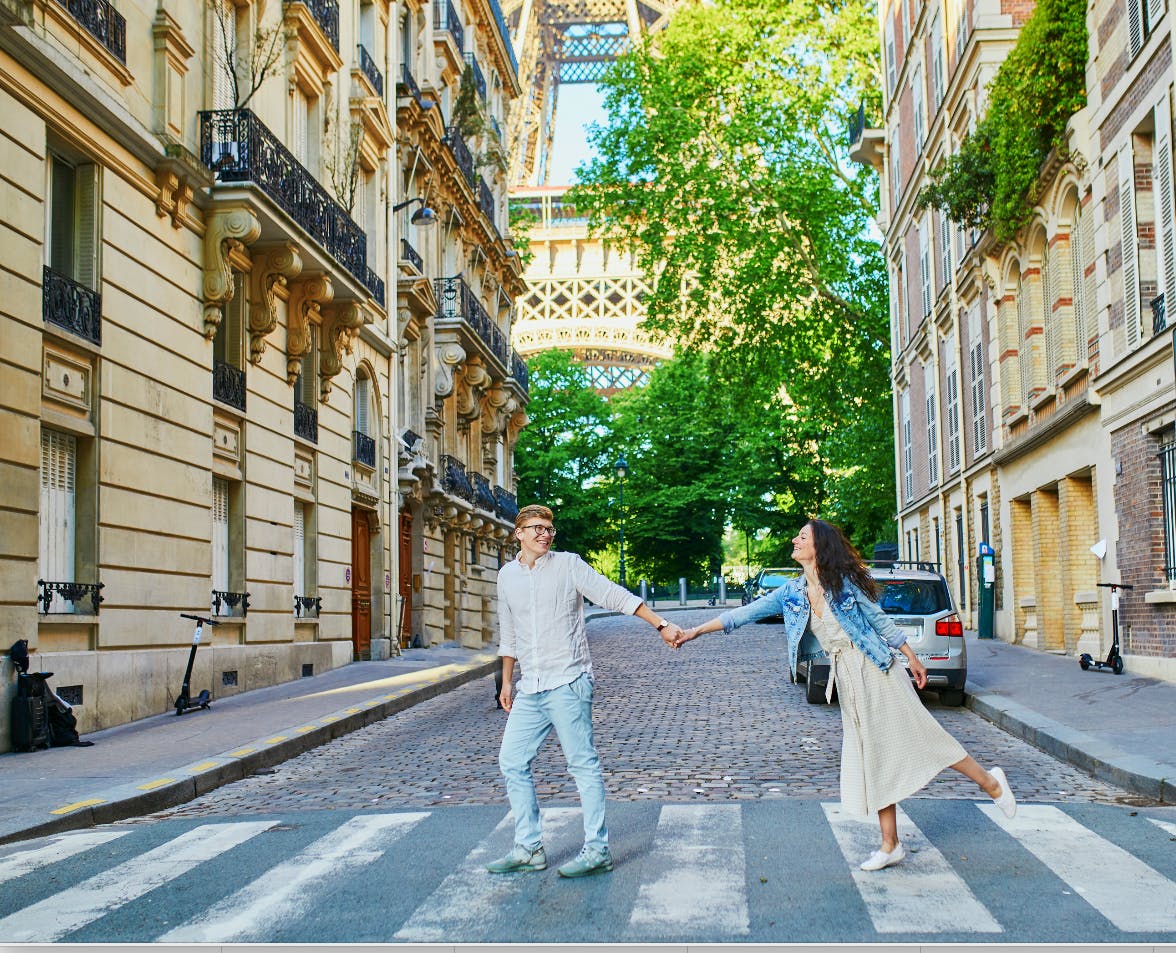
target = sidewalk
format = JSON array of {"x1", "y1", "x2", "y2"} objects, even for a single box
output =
[{"x1": 1, "y1": 609, "x2": 1173, "y2": 847}]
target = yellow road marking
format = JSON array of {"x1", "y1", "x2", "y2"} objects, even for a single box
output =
[
  {"x1": 189, "y1": 761, "x2": 220, "y2": 772},
  {"x1": 265, "y1": 735, "x2": 287, "y2": 744},
  {"x1": 50, "y1": 799, "x2": 105, "y2": 815},
  {"x1": 345, "y1": 708, "x2": 361, "y2": 714},
  {"x1": 295, "y1": 725, "x2": 316, "y2": 734},
  {"x1": 137, "y1": 778, "x2": 176, "y2": 791},
  {"x1": 229, "y1": 747, "x2": 255, "y2": 757}
]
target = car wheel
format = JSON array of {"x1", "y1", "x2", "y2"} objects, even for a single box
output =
[
  {"x1": 805, "y1": 675, "x2": 826, "y2": 704},
  {"x1": 938, "y1": 688, "x2": 965, "y2": 706}
]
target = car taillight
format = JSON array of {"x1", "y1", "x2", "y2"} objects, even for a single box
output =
[{"x1": 936, "y1": 614, "x2": 963, "y2": 637}]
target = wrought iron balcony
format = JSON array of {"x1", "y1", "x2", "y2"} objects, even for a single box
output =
[
  {"x1": 294, "y1": 594, "x2": 322, "y2": 618},
  {"x1": 400, "y1": 237, "x2": 423, "y2": 273},
  {"x1": 444, "y1": 124, "x2": 476, "y2": 187},
  {"x1": 397, "y1": 65, "x2": 423, "y2": 104},
  {"x1": 295, "y1": 400, "x2": 319, "y2": 443},
  {"x1": 486, "y1": 0, "x2": 519, "y2": 76},
  {"x1": 357, "y1": 43, "x2": 383, "y2": 97},
  {"x1": 433, "y1": 0, "x2": 463, "y2": 51},
  {"x1": 1152, "y1": 293, "x2": 1167, "y2": 335},
  {"x1": 493, "y1": 485, "x2": 518, "y2": 522},
  {"x1": 213, "y1": 360, "x2": 246, "y2": 411},
  {"x1": 511, "y1": 348, "x2": 529, "y2": 393},
  {"x1": 435, "y1": 275, "x2": 510, "y2": 369},
  {"x1": 54, "y1": 0, "x2": 126, "y2": 63},
  {"x1": 471, "y1": 471, "x2": 498, "y2": 512},
  {"x1": 847, "y1": 102, "x2": 866, "y2": 149},
  {"x1": 463, "y1": 52, "x2": 487, "y2": 100},
  {"x1": 199, "y1": 109, "x2": 382, "y2": 303},
  {"x1": 353, "y1": 430, "x2": 376, "y2": 468},
  {"x1": 479, "y1": 178, "x2": 496, "y2": 229},
  {"x1": 37, "y1": 579, "x2": 104, "y2": 615},
  {"x1": 363, "y1": 266, "x2": 385, "y2": 307},
  {"x1": 440, "y1": 454, "x2": 475, "y2": 503},
  {"x1": 212, "y1": 589, "x2": 251, "y2": 617},
  {"x1": 43, "y1": 265, "x2": 101, "y2": 345},
  {"x1": 287, "y1": 0, "x2": 338, "y2": 51}
]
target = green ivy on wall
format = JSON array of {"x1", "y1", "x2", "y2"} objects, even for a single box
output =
[{"x1": 917, "y1": 0, "x2": 1087, "y2": 243}]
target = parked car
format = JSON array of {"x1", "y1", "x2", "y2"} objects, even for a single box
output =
[
  {"x1": 742, "y1": 567, "x2": 802, "y2": 618},
  {"x1": 795, "y1": 562, "x2": 967, "y2": 706}
]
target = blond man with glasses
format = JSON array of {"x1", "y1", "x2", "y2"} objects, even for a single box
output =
[{"x1": 487, "y1": 504, "x2": 683, "y2": 878}]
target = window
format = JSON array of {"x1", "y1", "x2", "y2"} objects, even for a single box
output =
[
  {"x1": 955, "y1": 4, "x2": 969, "y2": 60},
  {"x1": 946, "y1": 334, "x2": 961, "y2": 473},
  {"x1": 213, "y1": 271, "x2": 246, "y2": 410},
  {"x1": 1128, "y1": 0, "x2": 1167, "y2": 57},
  {"x1": 938, "y1": 209, "x2": 953, "y2": 288},
  {"x1": 979, "y1": 496, "x2": 990, "y2": 544},
  {"x1": 930, "y1": 9, "x2": 945, "y2": 110},
  {"x1": 353, "y1": 370, "x2": 376, "y2": 468},
  {"x1": 912, "y1": 64, "x2": 926, "y2": 154},
  {"x1": 901, "y1": 389, "x2": 913, "y2": 501},
  {"x1": 212, "y1": 477, "x2": 230, "y2": 612},
  {"x1": 291, "y1": 87, "x2": 320, "y2": 173},
  {"x1": 885, "y1": 19, "x2": 897, "y2": 97},
  {"x1": 1154, "y1": 95, "x2": 1176, "y2": 329},
  {"x1": 48, "y1": 154, "x2": 99, "y2": 291},
  {"x1": 919, "y1": 217, "x2": 933, "y2": 317},
  {"x1": 1162, "y1": 441, "x2": 1176, "y2": 583},
  {"x1": 890, "y1": 135, "x2": 902, "y2": 211},
  {"x1": 1074, "y1": 199, "x2": 1093, "y2": 363},
  {"x1": 294, "y1": 325, "x2": 319, "y2": 443},
  {"x1": 1042, "y1": 243, "x2": 1057, "y2": 385},
  {"x1": 902, "y1": 0, "x2": 912, "y2": 49},
  {"x1": 39, "y1": 429, "x2": 76, "y2": 607},
  {"x1": 1120, "y1": 143, "x2": 1142, "y2": 350},
  {"x1": 293, "y1": 502, "x2": 306, "y2": 601},
  {"x1": 970, "y1": 330, "x2": 987, "y2": 453},
  {"x1": 1017, "y1": 271, "x2": 1035, "y2": 401},
  {"x1": 925, "y1": 362, "x2": 939, "y2": 486}
]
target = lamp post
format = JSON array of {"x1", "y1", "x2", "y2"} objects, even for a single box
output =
[
  {"x1": 615, "y1": 454, "x2": 628, "y2": 588},
  {"x1": 391, "y1": 196, "x2": 438, "y2": 225}
]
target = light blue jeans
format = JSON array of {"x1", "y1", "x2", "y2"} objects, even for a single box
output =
[{"x1": 498, "y1": 672, "x2": 607, "y2": 851}]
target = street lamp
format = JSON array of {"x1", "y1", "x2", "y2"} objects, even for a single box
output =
[
  {"x1": 615, "y1": 454, "x2": 628, "y2": 588},
  {"x1": 392, "y1": 196, "x2": 438, "y2": 226}
]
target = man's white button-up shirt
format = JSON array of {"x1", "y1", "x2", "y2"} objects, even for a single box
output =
[{"x1": 497, "y1": 549, "x2": 642, "y2": 695}]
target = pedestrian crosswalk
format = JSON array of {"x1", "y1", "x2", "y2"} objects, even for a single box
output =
[{"x1": 1, "y1": 801, "x2": 1174, "y2": 942}]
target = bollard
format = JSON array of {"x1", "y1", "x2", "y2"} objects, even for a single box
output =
[
  {"x1": 640, "y1": 579, "x2": 649, "y2": 603},
  {"x1": 718, "y1": 578, "x2": 727, "y2": 604},
  {"x1": 679, "y1": 577, "x2": 688, "y2": 605}
]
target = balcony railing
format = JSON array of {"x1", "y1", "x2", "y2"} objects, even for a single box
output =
[
  {"x1": 463, "y1": 52, "x2": 487, "y2": 100},
  {"x1": 295, "y1": 400, "x2": 319, "y2": 443},
  {"x1": 479, "y1": 178, "x2": 496, "y2": 229},
  {"x1": 444, "y1": 124, "x2": 476, "y2": 187},
  {"x1": 213, "y1": 360, "x2": 247, "y2": 411},
  {"x1": 433, "y1": 0, "x2": 463, "y2": 51},
  {"x1": 212, "y1": 589, "x2": 251, "y2": 617},
  {"x1": 397, "y1": 64, "x2": 423, "y2": 103},
  {"x1": 353, "y1": 429, "x2": 376, "y2": 468},
  {"x1": 847, "y1": 102, "x2": 866, "y2": 148},
  {"x1": 440, "y1": 454, "x2": 475, "y2": 503},
  {"x1": 290, "y1": 0, "x2": 339, "y2": 51},
  {"x1": 486, "y1": 0, "x2": 519, "y2": 76},
  {"x1": 1152, "y1": 293, "x2": 1167, "y2": 335},
  {"x1": 511, "y1": 349, "x2": 529, "y2": 393},
  {"x1": 493, "y1": 485, "x2": 518, "y2": 522},
  {"x1": 400, "y1": 237, "x2": 424, "y2": 273},
  {"x1": 294, "y1": 594, "x2": 322, "y2": 618},
  {"x1": 43, "y1": 266, "x2": 101, "y2": 345},
  {"x1": 471, "y1": 471, "x2": 498, "y2": 512},
  {"x1": 199, "y1": 109, "x2": 383, "y2": 304},
  {"x1": 54, "y1": 0, "x2": 126, "y2": 63},
  {"x1": 363, "y1": 266, "x2": 385, "y2": 307},
  {"x1": 357, "y1": 43, "x2": 383, "y2": 97},
  {"x1": 37, "y1": 579, "x2": 104, "y2": 615},
  {"x1": 435, "y1": 275, "x2": 510, "y2": 369}
]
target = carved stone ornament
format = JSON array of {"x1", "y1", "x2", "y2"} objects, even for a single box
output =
[
  {"x1": 320, "y1": 302, "x2": 367, "y2": 401},
  {"x1": 154, "y1": 165, "x2": 195, "y2": 228},
  {"x1": 202, "y1": 207, "x2": 261, "y2": 338},
  {"x1": 480, "y1": 387, "x2": 515, "y2": 435},
  {"x1": 249, "y1": 244, "x2": 303, "y2": 363},
  {"x1": 507, "y1": 409, "x2": 529, "y2": 444},
  {"x1": 286, "y1": 274, "x2": 334, "y2": 383},
  {"x1": 457, "y1": 359, "x2": 491, "y2": 421},
  {"x1": 434, "y1": 341, "x2": 466, "y2": 398}
]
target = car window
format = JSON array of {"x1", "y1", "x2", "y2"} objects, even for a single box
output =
[
  {"x1": 875, "y1": 579, "x2": 950, "y2": 614},
  {"x1": 760, "y1": 572, "x2": 795, "y2": 588}
]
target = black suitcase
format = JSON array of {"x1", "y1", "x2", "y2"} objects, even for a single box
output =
[{"x1": 11, "y1": 673, "x2": 50, "y2": 751}]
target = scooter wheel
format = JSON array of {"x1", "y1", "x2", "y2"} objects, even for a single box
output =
[
  {"x1": 1112, "y1": 655, "x2": 1124, "y2": 675},
  {"x1": 1079, "y1": 654, "x2": 1091, "y2": 670}
]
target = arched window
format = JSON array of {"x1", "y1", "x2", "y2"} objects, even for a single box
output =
[{"x1": 353, "y1": 369, "x2": 377, "y2": 470}]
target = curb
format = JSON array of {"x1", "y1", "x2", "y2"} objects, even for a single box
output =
[
  {"x1": 966, "y1": 690, "x2": 1175, "y2": 804},
  {"x1": 0, "y1": 656, "x2": 500, "y2": 846}
]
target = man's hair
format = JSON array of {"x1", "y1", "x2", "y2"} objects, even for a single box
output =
[{"x1": 515, "y1": 504, "x2": 553, "y2": 530}]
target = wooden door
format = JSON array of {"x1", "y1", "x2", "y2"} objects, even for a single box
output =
[
  {"x1": 351, "y1": 509, "x2": 372, "y2": 659},
  {"x1": 398, "y1": 511, "x2": 413, "y2": 648}
]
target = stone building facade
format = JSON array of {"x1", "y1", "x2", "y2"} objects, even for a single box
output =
[
  {"x1": 0, "y1": 0, "x2": 525, "y2": 748},
  {"x1": 862, "y1": 0, "x2": 1176, "y2": 681}
]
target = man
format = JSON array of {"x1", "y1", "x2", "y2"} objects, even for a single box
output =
[{"x1": 487, "y1": 504, "x2": 683, "y2": 878}]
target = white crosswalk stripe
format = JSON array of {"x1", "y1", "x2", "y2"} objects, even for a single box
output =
[
  {"x1": 158, "y1": 812, "x2": 429, "y2": 942},
  {"x1": 978, "y1": 803, "x2": 1176, "y2": 932},
  {"x1": 0, "y1": 830, "x2": 131, "y2": 887},
  {"x1": 0, "y1": 821, "x2": 274, "y2": 942},
  {"x1": 393, "y1": 807, "x2": 583, "y2": 942},
  {"x1": 627, "y1": 804, "x2": 749, "y2": 938},
  {"x1": 823, "y1": 802, "x2": 1002, "y2": 934}
]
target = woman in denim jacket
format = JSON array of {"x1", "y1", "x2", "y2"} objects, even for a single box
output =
[{"x1": 677, "y1": 519, "x2": 1016, "y2": 871}]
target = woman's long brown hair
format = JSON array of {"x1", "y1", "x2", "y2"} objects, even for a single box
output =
[{"x1": 808, "y1": 519, "x2": 878, "y2": 601}]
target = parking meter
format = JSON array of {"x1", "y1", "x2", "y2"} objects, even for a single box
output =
[{"x1": 977, "y1": 543, "x2": 996, "y2": 639}]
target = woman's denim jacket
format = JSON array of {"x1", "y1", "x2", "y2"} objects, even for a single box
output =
[{"x1": 719, "y1": 575, "x2": 908, "y2": 679}]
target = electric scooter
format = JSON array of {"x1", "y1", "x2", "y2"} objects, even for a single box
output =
[
  {"x1": 174, "y1": 613, "x2": 217, "y2": 714},
  {"x1": 1079, "y1": 582, "x2": 1133, "y2": 675}
]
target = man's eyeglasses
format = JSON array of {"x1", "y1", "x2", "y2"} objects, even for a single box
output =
[{"x1": 520, "y1": 524, "x2": 556, "y2": 538}]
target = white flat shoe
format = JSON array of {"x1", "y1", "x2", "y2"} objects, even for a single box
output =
[
  {"x1": 859, "y1": 843, "x2": 906, "y2": 871},
  {"x1": 990, "y1": 766, "x2": 1016, "y2": 819}
]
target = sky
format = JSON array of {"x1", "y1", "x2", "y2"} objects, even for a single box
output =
[{"x1": 546, "y1": 83, "x2": 609, "y2": 185}]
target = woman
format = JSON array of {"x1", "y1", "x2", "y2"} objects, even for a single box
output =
[{"x1": 676, "y1": 519, "x2": 1016, "y2": 871}]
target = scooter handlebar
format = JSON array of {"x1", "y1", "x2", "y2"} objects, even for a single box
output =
[{"x1": 180, "y1": 613, "x2": 222, "y2": 625}]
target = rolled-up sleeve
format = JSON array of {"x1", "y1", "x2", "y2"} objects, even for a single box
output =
[
  {"x1": 497, "y1": 573, "x2": 517, "y2": 658},
  {"x1": 572, "y1": 557, "x2": 643, "y2": 615},
  {"x1": 720, "y1": 590, "x2": 787, "y2": 633}
]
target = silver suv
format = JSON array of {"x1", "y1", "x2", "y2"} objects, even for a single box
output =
[{"x1": 795, "y1": 562, "x2": 966, "y2": 706}]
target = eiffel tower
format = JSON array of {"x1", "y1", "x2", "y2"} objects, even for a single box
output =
[{"x1": 504, "y1": 0, "x2": 681, "y2": 392}]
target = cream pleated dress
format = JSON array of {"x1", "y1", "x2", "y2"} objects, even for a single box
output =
[{"x1": 810, "y1": 607, "x2": 967, "y2": 817}]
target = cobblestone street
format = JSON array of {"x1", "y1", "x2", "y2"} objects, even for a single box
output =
[{"x1": 155, "y1": 611, "x2": 1133, "y2": 819}]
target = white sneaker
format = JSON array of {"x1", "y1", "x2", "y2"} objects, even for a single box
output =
[
  {"x1": 990, "y1": 766, "x2": 1017, "y2": 819},
  {"x1": 859, "y1": 843, "x2": 906, "y2": 871}
]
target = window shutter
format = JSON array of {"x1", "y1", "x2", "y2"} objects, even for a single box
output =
[
  {"x1": 885, "y1": 21, "x2": 897, "y2": 97},
  {"x1": 925, "y1": 363, "x2": 938, "y2": 486},
  {"x1": 919, "y1": 219, "x2": 933, "y2": 316},
  {"x1": 292, "y1": 88, "x2": 309, "y2": 167},
  {"x1": 1079, "y1": 200, "x2": 1095, "y2": 363},
  {"x1": 971, "y1": 337, "x2": 987, "y2": 452},
  {"x1": 939, "y1": 210, "x2": 953, "y2": 287},
  {"x1": 1127, "y1": 0, "x2": 1144, "y2": 57},
  {"x1": 931, "y1": 11, "x2": 945, "y2": 109},
  {"x1": 901, "y1": 390, "x2": 913, "y2": 501},
  {"x1": 39, "y1": 429, "x2": 76, "y2": 591},
  {"x1": 74, "y1": 163, "x2": 98, "y2": 290},
  {"x1": 1154, "y1": 94, "x2": 1176, "y2": 323},
  {"x1": 1043, "y1": 247, "x2": 1058, "y2": 384},
  {"x1": 293, "y1": 503, "x2": 306, "y2": 599},
  {"x1": 355, "y1": 374, "x2": 371, "y2": 435},
  {"x1": 946, "y1": 334, "x2": 961, "y2": 473},
  {"x1": 912, "y1": 65, "x2": 925, "y2": 152},
  {"x1": 212, "y1": 478, "x2": 230, "y2": 602},
  {"x1": 299, "y1": 326, "x2": 317, "y2": 405},
  {"x1": 1120, "y1": 145, "x2": 1142, "y2": 350}
]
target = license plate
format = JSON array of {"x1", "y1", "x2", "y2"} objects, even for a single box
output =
[{"x1": 898, "y1": 653, "x2": 935, "y2": 666}]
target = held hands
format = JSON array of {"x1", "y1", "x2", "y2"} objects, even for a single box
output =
[
  {"x1": 672, "y1": 627, "x2": 701, "y2": 648},
  {"x1": 658, "y1": 621, "x2": 685, "y2": 647}
]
